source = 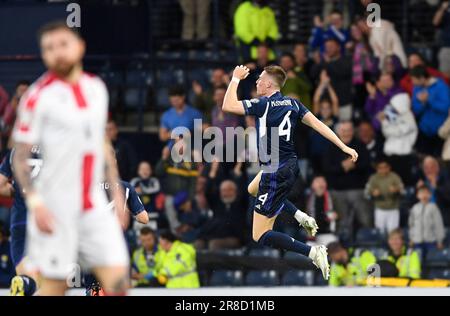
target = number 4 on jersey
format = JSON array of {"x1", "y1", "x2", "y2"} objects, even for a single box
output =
[{"x1": 279, "y1": 111, "x2": 292, "y2": 141}]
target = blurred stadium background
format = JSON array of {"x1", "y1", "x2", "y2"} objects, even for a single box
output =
[{"x1": 0, "y1": 0, "x2": 450, "y2": 294}]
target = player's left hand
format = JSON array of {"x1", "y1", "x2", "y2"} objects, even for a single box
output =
[{"x1": 342, "y1": 146, "x2": 358, "y2": 163}]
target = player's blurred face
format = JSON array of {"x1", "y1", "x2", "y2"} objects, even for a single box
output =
[
  {"x1": 138, "y1": 162, "x2": 152, "y2": 179},
  {"x1": 170, "y1": 95, "x2": 185, "y2": 109},
  {"x1": 408, "y1": 54, "x2": 423, "y2": 69},
  {"x1": 388, "y1": 234, "x2": 403, "y2": 253},
  {"x1": 256, "y1": 71, "x2": 272, "y2": 96},
  {"x1": 140, "y1": 233, "x2": 155, "y2": 251},
  {"x1": 40, "y1": 29, "x2": 85, "y2": 78}
]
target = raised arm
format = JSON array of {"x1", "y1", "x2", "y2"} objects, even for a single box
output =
[
  {"x1": 222, "y1": 65, "x2": 250, "y2": 115},
  {"x1": 433, "y1": 1, "x2": 449, "y2": 26},
  {"x1": 302, "y1": 112, "x2": 358, "y2": 162}
]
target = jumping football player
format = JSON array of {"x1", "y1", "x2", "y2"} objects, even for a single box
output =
[{"x1": 222, "y1": 65, "x2": 359, "y2": 279}]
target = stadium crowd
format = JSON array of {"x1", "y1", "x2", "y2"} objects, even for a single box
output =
[{"x1": 1, "y1": 0, "x2": 450, "y2": 288}]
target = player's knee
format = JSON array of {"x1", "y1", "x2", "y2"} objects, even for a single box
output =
[
  {"x1": 252, "y1": 230, "x2": 265, "y2": 243},
  {"x1": 247, "y1": 183, "x2": 257, "y2": 197}
]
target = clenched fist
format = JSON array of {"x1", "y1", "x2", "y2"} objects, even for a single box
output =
[{"x1": 232, "y1": 65, "x2": 250, "y2": 80}]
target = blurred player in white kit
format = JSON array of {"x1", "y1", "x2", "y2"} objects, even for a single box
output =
[{"x1": 11, "y1": 21, "x2": 129, "y2": 296}]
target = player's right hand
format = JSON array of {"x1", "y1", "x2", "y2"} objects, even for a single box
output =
[
  {"x1": 342, "y1": 146, "x2": 358, "y2": 163},
  {"x1": 232, "y1": 65, "x2": 250, "y2": 80}
]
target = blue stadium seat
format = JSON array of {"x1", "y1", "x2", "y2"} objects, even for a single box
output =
[
  {"x1": 124, "y1": 88, "x2": 144, "y2": 109},
  {"x1": 427, "y1": 269, "x2": 450, "y2": 280},
  {"x1": 209, "y1": 270, "x2": 244, "y2": 287},
  {"x1": 445, "y1": 228, "x2": 450, "y2": 247},
  {"x1": 425, "y1": 248, "x2": 450, "y2": 268},
  {"x1": 314, "y1": 272, "x2": 329, "y2": 286},
  {"x1": 355, "y1": 228, "x2": 384, "y2": 246},
  {"x1": 282, "y1": 270, "x2": 314, "y2": 286},
  {"x1": 214, "y1": 248, "x2": 246, "y2": 257},
  {"x1": 355, "y1": 247, "x2": 388, "y2": 260},
  {"x1": 245, "y1": 270, "x2": 280, "y2": 286},
  {"x1": 156, "y1": 88, "x2": 170, "y2": 108},
  {"x1": 248, "y1": 248, "x2": 280, "y2": 259}
]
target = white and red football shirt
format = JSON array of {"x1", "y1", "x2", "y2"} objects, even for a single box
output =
[{"x1": 13, "y1": 71, "x2": 109, "y2": 213}]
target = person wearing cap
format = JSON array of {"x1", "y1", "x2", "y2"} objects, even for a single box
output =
[{"x1": 328, "y1": 241, "x2": 376, "y2": 287}]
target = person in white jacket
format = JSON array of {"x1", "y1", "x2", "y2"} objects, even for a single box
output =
[
  {"x1": 357, "y1": 18, "x2": 407, "y2": 68},
  {"x1": 378, "y1": 93, "x2": 418, "y2": 185}
]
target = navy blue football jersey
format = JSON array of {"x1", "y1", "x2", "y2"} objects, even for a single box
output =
[
  {"x1": 242, "y1": 92, "x2": 309, "y2": 167},
  {"x1": 0, "y1": 147, "x2": 42, "y2": 225}
]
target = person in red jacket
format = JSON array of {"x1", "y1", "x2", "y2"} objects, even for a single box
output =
[{"x1": 400, "y1": 53, "x2": 450, "y2": 95}]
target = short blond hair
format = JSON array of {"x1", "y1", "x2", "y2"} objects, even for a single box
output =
[{"x1": 264, "y1": 65, "x2": 287, "y2": 88}]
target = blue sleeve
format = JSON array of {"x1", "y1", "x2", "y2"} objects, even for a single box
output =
[
  {"x1": 0, "y1": 152, "x2": 12, "y2": 178},
  {"x1": 295, "y1": 99, "x2": 310, "y2": 120},
  {"x1": 428, "y1": 81, "x2": 450, "y2": 114},
  {"x1": 242, "y1": 97, "x2": 268, "y2": 117},
  {"x1": 309, "y1": 27, "x2": 324, "y2": 50},
  {"x1": 123, "y1": 181, "x2": 145, "y2": 216},
  {"x1": 192, "y1": 108, "x2": 203, "y2": 121},
  {"x1": 160, "y1": 111, "x2": 170, "y2": 130}
]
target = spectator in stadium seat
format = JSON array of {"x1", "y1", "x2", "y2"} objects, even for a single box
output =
[
  {"x1": 210, "y1": 85, "x2": 244, "y2": 147},
  {"x1": 349, "y1": 22, "x2": 374, "y2": 115},
  {"x1": 155, "y1": 144, "x2": 200, "y2": 232},
  {"x1": 234, "y1": 0, "x2": 279, "y2": 62},
  {"x1": 310, "y1": 10, "x2": 350, "y2": 55},
  {"x1": 178, "y1": 0, "x2": 211, "y2": 41},
  {"x1": 105, "y1": 119, "x2": 138, "y2": 181},
  {"x1": 328, "y1": 241, "x2": 377, "y2": 287},
  {"x1": 356, "y1": 16, "x2": 407, "y2": 68},
  {"x1": 130, "y1": 161, "x2": 163, "y2": 214},
  {"x1": 311, "y1": 38, "x2": 353, "y2": 121},
  {"x1": 306, "y1": 176, "x2": 338, "y2": 247},
  {"x1": 381, "y1": 228, "x2": 421, "y2": 279},
  {"x1": 409, "y1": 186, "x2": 446, "y2": 257},
  {"x1": 322, "y1": 121, "x2": 372, "y2": 237},
  {"x1": 0, "y1": 222, "x2": 14, "y2": 288},
  {"x1": 400, "y1": 53, "x2": 450, "y2": 96},
  {"x1": 173, "y1": 191, "x2": 208, "y2": 243},
  {"x1": 411, "y1": 65, "x2": 450, "y2": 156},
  {"x1": 364, "y1": 158, "x2": 404, "y2": 235},
  {"x1": 153, "y1": 231, "x2": 200, "y2": 288},
  {"x1": 433, "y1": 0, "x2": 450, "y2": 77},
  {"x1": 308, "y1": 72, "x2": 338, "y2": 173},
  {"x1": 131, "y1": 228, "x2": 160, "y2": 288},
  {"x1": 379, "y1": 93, "x2": 418, "y2": 186},
  {"x1": 357, "y1": 121, "x2": 384, "y2": 169},
  {"x1": 438, "y1": 109, "x2": 450, "y2": 170},
  {"x1": 196, "y1": 177, "x2": 247, "y2": 251},
  {"x1": 192, "y1": 68, "x2": 230, "y2": 121},
  {"x1": 365, "y1": 72, "x2": 404, "y2": 132},
  {"x1": 279, "y1": 52, "x2": 313, "y2": 109},
  {"x1": 417, "y1": 156, "x2": 450, "y2": 226},
  {"x1": 159, "y1": 85, "x2": 204, "y2": 144},
  {"x1": 293, "y1": 43, "x2": 314, "y2": 87}
]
